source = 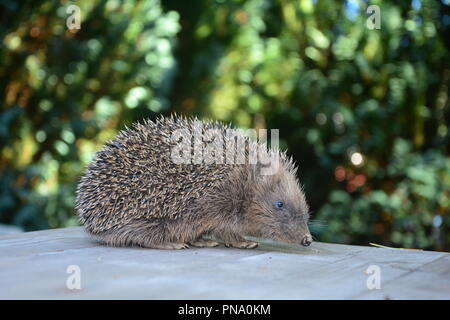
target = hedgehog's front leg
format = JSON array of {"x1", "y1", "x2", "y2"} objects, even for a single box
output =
[
  {"x1": 149, "y1": 242, "x2": 190, "y2": 250},
  {"x1": 188, "y1": 237, "x2": 220, "y2": 248},
  {"x1": 224, "y1": 238, "x2": 258, "y2": 249},
  {"x1": 214, "y1": 230, "x2": 259, "y2": 249}
]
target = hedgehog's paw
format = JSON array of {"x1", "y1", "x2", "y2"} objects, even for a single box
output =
[
  {"x1": 151, "y1": 242, "x2": 190, "y2": 250},
  {"x1": 189, "y1": 239, "x2": 220, "y2": 248},
  {"x1": 225, "y1": 240, "x2": 259, "y2": 249}
]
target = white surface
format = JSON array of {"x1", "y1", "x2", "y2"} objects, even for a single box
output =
[{"x1": 0, "y1": 227, "x2": 449, "y2": 299}]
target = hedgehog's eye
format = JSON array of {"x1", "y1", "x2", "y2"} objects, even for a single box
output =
[{"x1": 274, "y1": 200, "x2": 284, "y2": 209}]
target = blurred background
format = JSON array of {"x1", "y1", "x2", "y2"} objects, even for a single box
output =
[{"x1": 0, "y1": 0, "x2": 449, "y2": 250}]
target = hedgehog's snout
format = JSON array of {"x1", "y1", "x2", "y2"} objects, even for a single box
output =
[{"x1": 301, "y1": 234, "x2": 312, "y2": 247}]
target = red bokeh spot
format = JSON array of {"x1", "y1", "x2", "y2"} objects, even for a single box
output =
[{"x1": 335, "y1": 166, "x2": 346, "y2": 182}]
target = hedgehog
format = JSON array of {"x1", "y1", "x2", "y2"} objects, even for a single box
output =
[{"x1": 75, "y1": 115, "x2": 312, "y2": 249}]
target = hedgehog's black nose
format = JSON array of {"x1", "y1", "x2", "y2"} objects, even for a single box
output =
[{"x1": 301, "y1": 234, "x2": 312, "y2": 247}]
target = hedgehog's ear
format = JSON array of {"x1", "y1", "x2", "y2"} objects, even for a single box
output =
[
  {"x1": 270, "y1": 169, "x2": 283, "y2": 185},
  {"x1": 254, "y1": 162, "x2": 263, "y2": 176},
  {"x1": 254, "y1": 161, "x2": 273, "y2": 178},
  {"x1": 250, "y1": 162, "x2": 263, "y2": 178},
  {"x1": 256, "y1": 153, "x2": 283, "y2": 177},
  {"x1": 253, "y1": 163, "x2": 281, "y2": 187}
]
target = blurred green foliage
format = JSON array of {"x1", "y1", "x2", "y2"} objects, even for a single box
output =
[{"x1": 0, "y1": 0, "x2": 449, "y2": 250}]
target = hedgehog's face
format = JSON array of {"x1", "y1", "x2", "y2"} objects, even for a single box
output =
[{"x1": 246, "y1": 158, "x2": 312, "y2": 247}]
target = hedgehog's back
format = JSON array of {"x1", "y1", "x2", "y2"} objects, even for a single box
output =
[{"x1": 75, "y1": 116, "x2": 233, "y2": 233}]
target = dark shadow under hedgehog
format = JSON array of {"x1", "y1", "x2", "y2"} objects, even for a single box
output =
[{"x1": 75, "y1": 115, "x2": 312, "y2": 249}]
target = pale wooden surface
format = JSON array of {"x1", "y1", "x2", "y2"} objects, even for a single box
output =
[
  {"x1": 0, "y1": 224, "x2": 22, "y2": 235},
  {"x1": 0, "y1": 227, "x2": 449, "y2": 299}
]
